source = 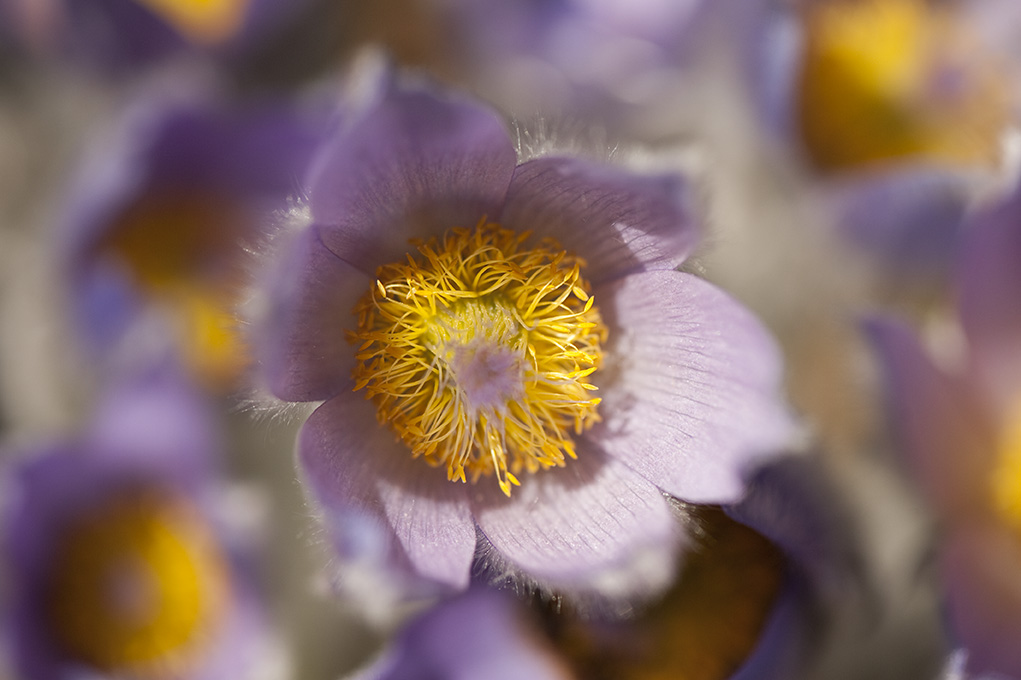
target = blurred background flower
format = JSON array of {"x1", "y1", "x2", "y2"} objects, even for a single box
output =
[
  {"x1": 1, "y1": 367, "x2": 281, "y2": 679},
  {"x1": 869, "y1": 178, "x2": 1021, "y2": 679}
]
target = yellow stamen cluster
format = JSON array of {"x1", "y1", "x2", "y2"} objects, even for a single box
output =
[
  {"x1": 350, "y1": 220, "x2": 607, "y2": 497},
  {"x1": 797, "y1": 0, "x2": 1006, "y2": 171},
  {"x1": 45, "y1": 490, "x2": 229, "y2": 678}
]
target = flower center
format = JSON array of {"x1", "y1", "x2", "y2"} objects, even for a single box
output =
[
  {"x1": 797, "y1": 0, "x2": 1006, "y2": 171},
  {"x1": 97, "y1": 193, "x2": 249, "y2": 390},
  {"x1": 44, "y1": 490, "x2": 230, "y2": 678},
  {"x1": 350, "y1": 220, "x2": 607, "y2": 497},
  {"x1": 133, "y1": 0, "x2": 251, "y2": 44}
]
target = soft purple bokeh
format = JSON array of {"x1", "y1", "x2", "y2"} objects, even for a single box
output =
[{"x1": 869, "y1": 178, "x2": 1021, "y2": 678}]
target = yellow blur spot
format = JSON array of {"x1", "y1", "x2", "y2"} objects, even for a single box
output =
[
  {"x1": 797, "y1": 0, "x2": 1006, "y2": 172},
  {"x1": 992, "y1": 402, "x2": 1021, "y2": 532},
  {"x1": 46, "y1": 491, "x2": 230, "y2": 678},
  {"x1": 173, "y1": 286, "x2": 250, "y2": 392},
  {"x1": 100, "y1": 194, "x2": 250, "y2": 391},
  {"x1": 134, "y1": 0, "x2": 251, "y2": 44},
  {"x1": 350, "y1": 220, "x2": 606, "y2": 497}
]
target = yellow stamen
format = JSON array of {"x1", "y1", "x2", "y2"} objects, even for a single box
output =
[
  {"x1": 45, "y1": 490, "x2": 230, "y2": 678},
  {"x1": 797, "y1": 0, "x2": 1006, "y2": 171},
  {"x1": 350, "y1": 220, "x2": 607, "y2": 497}
]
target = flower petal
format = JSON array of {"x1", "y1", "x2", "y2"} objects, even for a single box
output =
[
  {"x1": 364, "y1": 589, "x2": 573, "y2": 680},
  {"x1": 864, "y1": 317, "x2": 994, "y2": 515},
  {"x1": 500, "y1": 156, "x2": 697, "y2": 284},
  {"x1": 958, "y1": 184, "x2": 1021, "y2": 408},
  {"x1": 941, "y1": 522, "x2": 1021, "y2": 678},
  {"x1": 471, "y1": 445, "x2": 680, "y2": 596},
  {"x1": 593, "y1": 270, "x2": 794, "y2": 503},
  {"x1": 308, "y1": 80, "x2": 518, "y2": 274},
  {"x1": 298, "y1": 390, "x2": 476, "y2": 589},
  {"x1": 828, "y1": 168, "x2": 972, "y2": 276},
  {"x1": 256, "y1": 224, "x2": 369, "y2": 402}
]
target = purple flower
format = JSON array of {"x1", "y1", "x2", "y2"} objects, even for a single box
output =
[
  {"x1": 744, "y1": 0, "x2": 1016, "y2": 275},
  {"x1": 1, "y1": 368, "x2": 272, "y2": 680},
  {"x1": 255, "y1": 72, "x2": 795, "y2": 600},
  {"x1": 1, "y1": 0, "x2": 307, "y2": 69},
  {"x1": 868, "y1": 181, "x2": 1021, "y2": 677},
  {"x1": 62, "y1": 79, "x2": 324, "y2": 392}
]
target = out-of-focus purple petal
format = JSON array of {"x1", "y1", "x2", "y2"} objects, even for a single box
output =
[
  {"x1": 257, "y1": 224, "x2": 369, "y2": 402},
  {"x1": 729, "y1": 577, "x2": 811, "y2": 680},
  {"x1": 593, "y1": 270, "x2": 793, "y2": 503},
  {"x1": 360, "y1": 588, "x2": 573, "y2": 680},
  {"x1": 471, "y1": 446, "x2": 679, "y2": 592},
  {"x1": 739, "y1": 0, "x2": 801, "y2": 142},
  {"x1": 829, "y1": 168, "x2": 974, "y2": 276},
  {"x1": 941, "y1": 523, "x2": 1021, "y2": 678},
  {"x1": 87, "y1": 361, "x2": 219, "y2": 482},
  {"x1": 308, "y1": 81, "x2": 518, "y2": 274},
  {"x1": 500, "y1": 157, "x2": 696, "y2": 285},
  {"x1": 958, "y1": 183, "x2": 1021, "y2": 408},
  {"x1": 298, "y1": 391, "x2": 476, "y2": 589},
  {"x1": 728, "y1": 456, "x2": 859, "y2": 593},
  {"x1": 865, "y1": 318, "x2": 995, "y2": 515}
]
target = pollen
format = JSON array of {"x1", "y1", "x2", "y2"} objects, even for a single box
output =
[
  {"x1": 44, "y1": 490, "x2": 230, "y2": 678},
  {"x1": 349, "y1": 219, "x2": 607, "y2": 497}
]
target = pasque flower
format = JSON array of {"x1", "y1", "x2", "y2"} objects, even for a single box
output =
[
  {"x1": 62, "y1": 80, "x2": 323, "y2": 392},
  {"x1": 256, "y1": 72, "x2": 795, "y2": 598},
  {"x1": 869, "y1": 180, "x2": 1021, "y2": 677},
  {"x1": 746, "y1": 0, "x2": 1014, "y2": 273},
  {"x1": 1, "y1": 368, "x2": 271, "y2": 679}
]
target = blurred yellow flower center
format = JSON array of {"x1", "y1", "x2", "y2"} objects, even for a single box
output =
[
  {"x1": 797, "y1": 0, "x2": 1006, "y2": 171},
  {"x1": 134, "y1": 0, "x2": 251, "y2": 44},
  {"x1": 100, "y1": 193, "x2": 249, "y2": 390},
  {"x1": 350, "y1": 220, "x2": 606, "y2": 497},
  {"x1": 992, "y1": 402, "x2": 1021, "y2": 532},
  {"x1": 45, "y1": 491, "x2": 230, "y2": 678}
]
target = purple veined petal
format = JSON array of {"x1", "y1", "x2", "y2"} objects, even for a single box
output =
[
  {"x1": 826, "y1": 167, "x2": 974, "y2": 276},
  {"x1": 256, "y1": 224, "x2": 370, "y2": 402},
  {"x1": 307, "y1": 80, "x2": 518, "y2": 275},
  {"x1": 864, "y1": 317, "x2": 996, "y2": 516},
  {"x1": 958, "y1": 183, "x2": 1021, "y2": 410},
  {"x1": 500, "y1": 157, "x2": 697, "y2": 285},
  {"x1": 360, "y1": 588, "x2": 573, "y2": 680},
  {"x1": 592, "y1": 270, "x2": 794, "y2": 504},
  {"x1": 471, "y1": 445, "x2": 680, "y2": 594},
  {"x1": 298, "y1": 390, "x2": 476, "y2": 589},
  {"x1": 941, "y1": 522, "x2": 1021, "y2": 679}
]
